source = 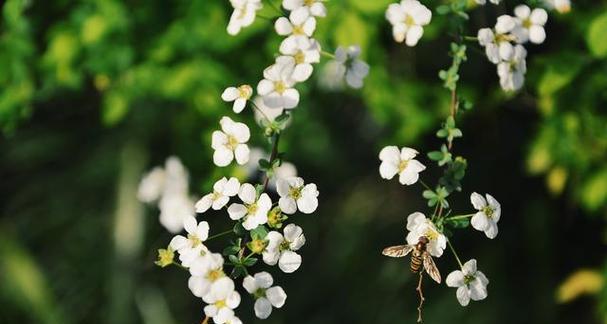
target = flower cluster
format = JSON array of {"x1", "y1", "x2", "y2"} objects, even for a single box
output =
[
  {"x1": 477, "y1": 5, "x2": 548, "y2": 91},
  {"x1": 379, "y1": 144, "x2": 500, "y2": 308},
  {"x1": 138, "y1": 1, "x2": 377, "y2": 322}
]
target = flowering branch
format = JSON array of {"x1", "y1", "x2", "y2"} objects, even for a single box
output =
[
  {"x1": 138, "y1": 0, "x2": 372, "y2": 322},
  {"x1": 379, "y1": 0, "x2": 556, "y2": 319}
]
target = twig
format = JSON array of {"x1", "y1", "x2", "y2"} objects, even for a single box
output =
[
  {"x1": 207, "y1": 229, "x2": 233, "y2": 241},
  {"x1": 262, "y1": 133, "x2": 281, "y2": 191},
  {"x1": 202, "y1": 316, "x2": 210, "y2": 324},
  {"x1": 416, "y1": 272, "x2": 425, "y2": 323}
]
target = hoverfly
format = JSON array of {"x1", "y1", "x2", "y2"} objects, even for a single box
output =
[{"x1": 382, "y1": 236, "x2": 441, "y2": 284}]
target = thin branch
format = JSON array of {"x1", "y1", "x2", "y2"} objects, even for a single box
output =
[
  {"x1": 202, "y1": 315, "x2": 210, "y2": 324},
  {"x1": 249, "y1": 100, "x2": 272, "y2": 126},
  {"x1": 447, "y1": 239, "x2": 464, "y2": 269},
  {"x1": 207, "y1": 229, "x2": 233, "y2": 241},
  {"x1": 445, "y1": 213, "x2": 475, "y2": 221},
  {"x1": 416, "y1": 272, "x2": 425, "y2": 323},
  {"x1": 262, "y1": 133, "x2": 281, "y2": 191}
]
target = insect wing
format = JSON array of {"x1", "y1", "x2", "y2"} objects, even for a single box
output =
[
  {"x1": 382, "y1": 245, "x2": 414, "y2": 258},
  {"x1": 423, "y1": 252, "x2": 441, "y2": 284}
]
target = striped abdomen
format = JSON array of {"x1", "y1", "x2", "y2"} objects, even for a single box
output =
[{"x1": 410, "y1": 250, "x2": 423, "y2": 273}]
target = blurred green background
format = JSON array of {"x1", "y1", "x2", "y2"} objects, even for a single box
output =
[{"x1": 1, "y1": 0, "x2": 606, "y2": 323}]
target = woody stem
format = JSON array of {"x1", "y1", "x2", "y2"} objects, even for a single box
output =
[{"x1": 416, "y1": 272, "x2": 425, "y2": 323}]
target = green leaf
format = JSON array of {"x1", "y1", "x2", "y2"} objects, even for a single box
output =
[
  {"x1": 258, "y1": 158, "x2": 271, "y2": 170},
  {"x1": 587, "y1": 12, "x2": 607, "y2": 58},
  {"x1": 242, "y1": 257, "x2": 258, "y2": 267},
  {"x1": 233, "y1": 222, "x2": 246, "y2": 237},
  {"x1": 423, "y1": 190, "x2": 436, "y2": 199},
  {"x1": 427, "y1": 151, "x2": 443, "y2": 161},
  {"x1": 222, "y1": 245, "x2": 240, "y2": 256},
  {"x1": 447, "y1": 218, "x2": 470, "y2": 229},
  {"x1": 230, "y1": 265, "x2": 246, "y2": 278},
  {"x1": 228, "y1": 255, "x2": 240, "y2": 265},
  {"x1": 249, "y1": 225, "x2": 268, "y2": 240}
]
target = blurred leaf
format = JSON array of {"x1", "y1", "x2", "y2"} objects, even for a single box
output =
[
  {"x1": 335, "y1": 11, "x2": 370, "y2": 54},
  {"x1": 580, "y1": 168, "x2": 607, "y2": 211},
  {"x1": 347, "y1": 0, "x2": 393, "y2": 14},
  {"x1": 586, "y1": 12, "x2": 607, "y2": 58},
  {"x1": 557, "y1": 269, "x2": 604, "y2": 303}
]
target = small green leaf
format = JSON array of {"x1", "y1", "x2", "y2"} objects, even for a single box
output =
[
  {"x1": 228, "y1": 255, "x2": 240, "y2": 265},
  {"x1": 242, "y1": 257, "x2": 258, "y2": 267},
  {"x1": 249, "y1": 225, "x2": 268, "y2": 240},
  {"x1": 233, "y1": 222, "x2": 246, "y2": 237},
  {"x1": 428, "y1": 151, "x2": 443, "y2": 161}
]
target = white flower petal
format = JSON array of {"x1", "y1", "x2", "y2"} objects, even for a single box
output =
[
  {"x1": 238, "y1": 183, "x2": 256, "y2": 204},
  {"x1": 254, "y1": 297, "x2": 273, "y2": 319},
  {"x1": 227, "y1": 203, "x2": 247, "y2": 220},
  {"x1": 213, "y1": 147, "x2": 234, "y2": 167},
  {"x1": 283, "y1": 223, "x2": 303, "y2": 242},
  {"x1": 243, "y1": 275, "x2": 257, "y2": 294},
  {"x1": 255, "y1": 271, "x2": 274, "y2": 289},
  {"x1": 195, "y1": 194, "x2": 214, "y2": 213},
  {"x1": 456, "y1": 286, "x2": 471, "y2": 306},
  {"x1": 278, "y1": 251, "x2": 302, "y2": 273},
  {"x1": 266, "y1": 286, "x2": 287, "y2": 307},
  {"x1": 446, "y1": 270, "x2": 465, "y2": 287},
  {"x1": 279, "y1": 197, "x2": 297, "y2": 215},
  {"x1": 221, "y1": 87, "x2": 239, "y2": 102},
  {"x1": 471, "y1": 212, "x2": 489, "y2": 232},
  {"x1": 234, "y1": 144, "x2": 250, "y2": 165}
]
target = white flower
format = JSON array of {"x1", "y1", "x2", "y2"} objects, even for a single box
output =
[
  {"x1": 379, "y1": 146, "x2": 426, "y2": 185},
  {"x1": 385, "y1": 0, "x2": 432, "y2": 46},
  {"x1": 257, "y1": 60, "x2": 300, "y2": 109},
  {"x1": 477, "y1": 15, "x2": 517, "y2": 64},
  {"x1": 282, "y1": 0, "x2": 327, "y2": 17},
  {"x1": 263, "y1": 224, "x2": 306, "y2": 273},
  {"x1": 227, "y1": 0, "x2": 262, "y2": 36},
  {"x1": 227, "y1": 183, "x2": 272, "y2": 230},
  {"x1": 513, "y1": 5, "x2": 548, "y2": 44},
  {"x1": 203, "y1": 277, "x2": 241, "y2": 323},
  {"x1": 275, "y1": 9, "x2": 316, "y2": 40},
  {"x1": 195, "y1": 177, "x2": 241, "y2": 213},
  {"x1": 446, "y1": 259, "x2": 489, "y2": 306},
  {"x1": 243, "y1": 272, "x2": 287, "y2": 319},
  {"x1": 169, "y1": 215, "x2": 210, "y2": 267},
  {"x1": 497, "y1": 44, "x2": 527, "y2": 91},
  {"x1": 278, "y1": 36, "x2": 320, "y2": 82},
  {"x1": 544, "y1": 0, "x2": 570, "y2": 14},
  {"x1": 276, "y1": 177, "x2": 319, "y2": 214},
  {"x1": 333, "y1": 46, "x2": 370, "y2": 89},
  {"x1": 405, "y1": 212, "x2": 447, "y2": 257},
  {"x1": 470, "y1": 192, "x2": 501, "y2": 239},
  {"x1": 159, "y1": 194, "x2": 196, "y2": 234},
  {"x1": 212, "y1": 116, "x2": 251, "y2": 167},
  {"x1": 221, "y1": 85, "x2": 253, "y2": 113},
  {"x1": 140, "y1": 157, "x2": 194, "y2": 233},
  {"x1": 137, "y1": 167, "x2": 166, "y2": 203},
  {"x1": 188, "y1": 253, "x2": 226, "y2": 298},
  {"x1": 474, "y1": 0, "x2": 501, "y2": 5}
]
